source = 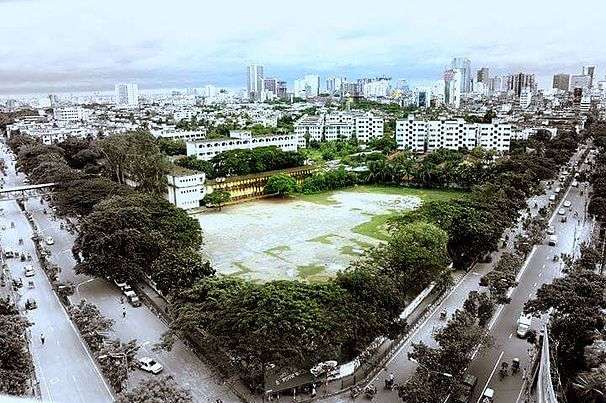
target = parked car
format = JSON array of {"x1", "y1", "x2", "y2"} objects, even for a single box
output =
[
  {"x1": 563, "y1": 200, "x2": 572, "y2": 208},
  {"x1": 546, "y1": 226, "x2": 555, "y2": 235},
  {"x1": 554, "y1": 187, "x2": 561, "y2": 194},
  {"x1": 24, "y1": 266, "x2": 35, "y2": 277},
  {"x1": 45, "y1": 236, "x2": 54, "y2": 245},
  {"x1": 558, "y1": 208, "x2": 566, "y2": 215},
  {"x1": 138, "y1": 357, "x2": 163, "y2": 374},
  {"x1": 572, "y1": 180, "x2": 579, "y2": 187},
  {"x1": 548, "y1": 235, "x2": 558, "y2": 246},
  {"x1": 548, "y1": 195, "x2": 556, "y2": 202},
  {"x1": 124, "y1": 290, "x2": 142, "y2": 307}
]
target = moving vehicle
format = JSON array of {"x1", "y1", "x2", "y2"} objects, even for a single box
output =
[
  {"x1": 548, "y1": 235, "x2": 557, "y2": 246},
  {"x1": 516, "y1": 314, "x2": 532, "y2": 338},
  {"x1": 546, "y1": 226, "x2": 555, "y2": 235},
  {"x1": 138, "y1": 357, "x2": 163, "y2": 374},
  {"x1": 558, "y1": 208, "x2": 566, "y2": 215},
  {"x1": 563, "y1": 200, "x2": 572, "y2": 208},
  {"x1": 554, "y1": 187, "x2": 561, "y2": 194},
  {"x1": 25, "y1": 299, "x2": 37, "y2": 310},
  {"x1": 124, "y1": 290, "x2": 142, "y2": 307},
  {"x1": 45, "y1": 236, "x2": 54, "y2": 245},
  {"x1": 572, "y1": 180, "x2": 579, "y2": 187},
  {"x1": 24, "y1": 266, "x2": 35, "y2": 277},
  {"x1": 4, "y1": 250, "x2": 14, "y2": 258},
  {"x1": 548, "y1": 195, "x2": 556, "y2": 202},
  {"x1": 453, "y1": 374, "x2": 478, "y2": 403}
]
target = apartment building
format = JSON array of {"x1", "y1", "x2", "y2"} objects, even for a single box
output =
[
  {"x1": 294, "y1": 112, "x2": 383, "y2": 144},
  {"x1": 151, "y1": 128, "x2": 207, "y2": 141},
  {"x1": 165, "y1": 166, "x2": 206, "y2": 210},
  {"x1": 396, "y1": 115, "x2": 511, "y2": 153},
  {"x1": 186, "y1": 130, "x2": 299, "y2": 161}
]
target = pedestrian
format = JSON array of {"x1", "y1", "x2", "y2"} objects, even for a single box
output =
[
  {"x1": 122, "y1": 308, "x2": 126, "y2": 319},
  {"x1": 311, "y1": 384, "x2": 316, "y2": 398},
  {"x1": 40, "y1": 333, "x2": 45, "y2": 345},
  {"x1": 120, "y1": 296, "x2": 124, "y2": 304}
]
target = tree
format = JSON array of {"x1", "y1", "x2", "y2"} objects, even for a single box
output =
[
  {"x1": 362, "y1": 222, "x2": 451, "y2": 295},
  {"x1": 96, "y1": 339, "x2": 139, "y2": 393},
  {"x1": 265, "y1": 173, "x2": 298, "y2": 196},
  {"x1": 589, "y1": 196, "x2": 606, "y2": 220},
  {"x1": 117, "y1": 376, "x2": 193, "y2": 403},
  {"x1": 99, "y1": 130, "x2": 169, "y2": 195},
  {"x1": 202, "y1": 190, "x2": 230, "y2": 210},
  {"x1": 572, "y1": 369, "x2": 606, "y2": 403},
  {"x1": 52, "y1": 177, "x2": 131, "y2": 217},
  {"x1": 69, "y1": 300, "x2": 114, "y2": 351},
  {"x1": 0, "y1": 298, "x2": 32, "y2": 396},
  {"x1": 175, "y1": 156, "x2": 215, "y2": 178},
  {"x1": 74, "y1": 193, "x2": 203, "y2": 281},
  {"x1": 150, "y1": 249, "x2": 215, "y2": 296},
  {"x1": 157, "y1": 138, "x2": 186, "y2": 156}
]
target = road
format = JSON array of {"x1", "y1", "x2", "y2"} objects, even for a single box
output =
[
  {"x1": 0, "y1": 143, "x2": 240, "y2": 402},
  {"x1": 0, "y1": 147, "x2": 114, "y2": 403},
  {"x1": 468, "y1": 146, "x2": 594, "y2": 403},
  {"x1": 321, "y1": 145, "x2": 591, "y2": 403}
]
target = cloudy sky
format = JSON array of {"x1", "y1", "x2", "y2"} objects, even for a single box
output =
[{"x1": 1, "y1": 0, "x2": 605, "y2": 94}]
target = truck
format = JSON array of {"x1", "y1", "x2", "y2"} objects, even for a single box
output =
[{"x1": 516, "y1": 314, "x2": 532, "y2": 338}]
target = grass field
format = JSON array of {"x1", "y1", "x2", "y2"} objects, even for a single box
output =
[{"x1": 198, "y1": 186, "x2": 465, "y2": 283}]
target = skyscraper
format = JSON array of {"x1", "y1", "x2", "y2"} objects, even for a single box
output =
[
  {"x1": 294, "y1": 75, "x2": 320, "y2": 98},
  {"x1": 451, "y1": 57, "x2": 471, "y2": 93},
  {"x1": 552, "y1": 74, "x2": 570, "y2": 91},
  {"x1": 582, "y1": 65, "x2": 596, "y2": 87},
  {"x1": 570, "y1": 74, "x2": 591, "y2": 91},
  {"x1": 444, "y1": 69, "x2": 462, "y2": 108},
  {"x1": 476, "y1": 67, "x2": 490, "y2": 84},
  {"x1": 505, "y1": 73, "x2": 536, "y2": 97},
  {"x1": 247, "y1": 64, "x2": 264, "y2": 101},
  {"x1": 326, "y1": 77, "x2": 346, "y2": 94},
  {"x1": 114, "y1": 83, "x2": 139, "y2": 106}
]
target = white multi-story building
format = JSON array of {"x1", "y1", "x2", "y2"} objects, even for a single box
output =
[
  {"x1": 186, "y1": 130, "x2": 299, "y2": 161},
  {"x1": 53, "y1": 107, "x2": 87, "y2": 122},
  {"x1": 520, "y1": 89, "x2": 533, "y2": 109},
  {"x1": 247, "y1": 64, "x2": 264, "y2": 101},
  {"x1": 151, "y1": 128, "x2": 207, "y2": 141},
  {"x1": 165, "y1": 167, "x2": 206, "y2": 210},
  {"x1": 294, "y1": 112, "x2": 384, "y2": 144},
  {"x1": 444, "y1": 69, "x2": 462, "y2": 108},
  {"x1": 396, "y1": 115, "x2": 511, "y2": 153},
  {"x1": 114, "y1": 83, "x2": 139, "y2": 106}
]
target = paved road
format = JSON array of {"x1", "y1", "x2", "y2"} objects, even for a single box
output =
[
  {"x1": 0, "y1": 147, "x2": 114, "y2": 403},
  {"x1": 468, "y1": 146, "x2": 594, "y2": 403},
  {"x1": 1, "y1": 144, "x2": 240, "y2": 402}
]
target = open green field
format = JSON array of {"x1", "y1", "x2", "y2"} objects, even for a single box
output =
[{"x1": 197, "y1": 186, "x2": 465, "y2": 283}]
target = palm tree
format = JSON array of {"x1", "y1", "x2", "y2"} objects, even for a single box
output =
[{"x1": 573, "y1": 369, "x2": 606, "y2": 403}]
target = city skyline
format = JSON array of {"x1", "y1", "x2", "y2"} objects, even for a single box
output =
[{"x1": 1, "y1": 0, "x2": 605, "y2": 95}]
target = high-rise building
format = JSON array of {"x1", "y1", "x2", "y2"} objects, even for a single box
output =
[
  {"x1": 246, "y1": 64, "x2": 264, "y2": 101},
  {"x1": 263, "y1": 78, "x2": 278, "y2": 95},
  {"x1": 570, "y1": 74, "x2": 591, "y2": 91},
  {"x1": 444, "y1": 69, "x2": 462, "y2": 108},
  {"x1": 451, "y1": 57, "x2": 472, "y2": 93},
  {"x1": 583, "y1": 65, "x2": 596, "y2": 87},
  {"x1": 276, "y1": 81, "x2": 288, "y2": 98},
  {"x1": 552, "y1": 74, "x2": 570, "y2": 91},
  {"x1": 505, "y1": 73, "x2": 536, "y2": 97},
  {"x1": 294, "y1": 75, "x2": 320, "y2": 98},
  {"x1": 489, "y1": 76, "x2": 503, "y2": 93},
  {"x1": 476, "y1": 67, "x2": 490, "y2": 84},
  {"x1": 114, "y1": 83, "x2": 139, "y2": 106},
  {"x1": 416, "y1": 88, "x2": 431, "y2": 108},
  {"x1": 326, "y1": 77, "x2": 346, "y2": 94}
]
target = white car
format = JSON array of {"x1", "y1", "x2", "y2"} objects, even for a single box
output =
[
  {"x1": 24, "y1": 266, "x2": 35, "y2": 277},
  {"x1": 558, "y1": 208, "x2": 566, "y2": 215},
  {"x1": 546, "y1": 226, "x2": 555, "y2": 235},
  {"x1": 549, "y1": 195, "x2": 556, "y2": 202},
  {"x1": 554, "y1": 187, "x2": 561, "y2": 194},
  {"x1": 45, "y1": 237, "x2": 54, "y2": 245},
  {"x1": 563, "y1": 200, "x2": 572, "y2": 208},
  {"x1": 572, "y1": 180, "x2": 579, "y2": 187},
  {"x1": 138, "y1": 357, "x2": 163, "y2": 374}
]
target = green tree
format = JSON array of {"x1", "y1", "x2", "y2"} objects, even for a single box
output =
[
  {"x1": 157, "y1": 138, "x2": 186, "y2": 156},
  {"x1": 202, "y1": 190, "x2": 230, "y2": 210},
  {"x1": 69, "y1": 300, "x2": 114, "y2": 351},
  {"x1": 117, "y1": 376, "x2": 193, "y2": 403},
  {"x1": 96, "y1": 339, "x2": 139, "y2": 393},
  {"x1": 150, "y1": 249, "x2": 215, "y2": 295},
  {"x1": 265, "y1": 174, "x2": 298, "y2": 196},
  {"x1": 0, "y1": 298, "x2": 32, "y2": 396},
  {"x1": 53, "y1": 177, "x2": 131, "y2": 217}
]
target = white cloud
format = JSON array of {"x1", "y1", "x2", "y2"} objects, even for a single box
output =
[{"x1": 1, "y1": 0, "x2": 605, "y2": 93}]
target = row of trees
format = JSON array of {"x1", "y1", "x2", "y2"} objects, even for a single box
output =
[
  {"x1": 175, "y1": 146, "x2": 306, "y2": 180},
  {"x1": 0, "y1": 297, "x2": 33, "y2": 395},
  {"x1": 7, "y1": 133, "x2": 213, "y2": 296}
]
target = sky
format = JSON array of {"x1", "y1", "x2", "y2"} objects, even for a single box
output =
[{"x1": 1, "y1": 0, "x2": 605, "y2": 95}]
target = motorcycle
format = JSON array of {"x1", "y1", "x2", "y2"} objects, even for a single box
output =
[
  {"x1": 511, "y1": 358, "x2": 520, "y2": 375},
  {"x1": 350, "y1": 386, "x2": 362, "y2": 399},
  {"x1": 499, "y1": 362, "x2": 509, "y2": 380},
  {"x1": 384, "y1": 378, "x2": 395, "y2": 391}
]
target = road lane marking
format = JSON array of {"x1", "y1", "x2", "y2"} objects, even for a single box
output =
[
  {"x1": 509, "y1": 333, "x2": 513, "y2": 339},
  {"x1": 533, "y1": 282, "x2": 537, "y2": 287},
  {"x1": 528, "y1": 292, "x2": 533, "y2": 298},
  {"x1": 477, "y1": 351, "x2": 504, "y2": 403},
  {"x1": 538, "y1": 272, "x2": 543, "y2": 277}
]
